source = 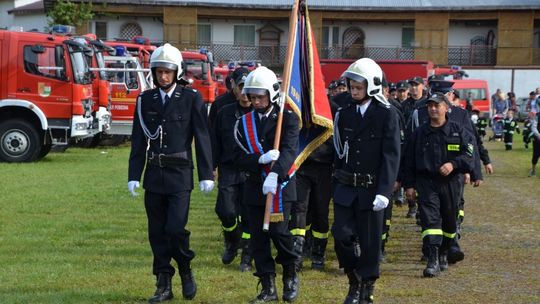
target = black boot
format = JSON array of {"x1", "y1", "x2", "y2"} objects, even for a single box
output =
[
  {"x1": 439, "y1": 250, "x2": 449, "y2": 271},
  {"x1": 447, "y1": 246, "x2": 465, "y2": 264},
  {"x1": 148, "y1": 273, "x2": 173, "y2": 303},
  {"x1": 282, "y1": 264, "x2": 299, "y2": 302},
  {"x1": 311, "y1": 237, "x2": 327, "y2": 270},
  {"x1": 302, "y1": 230, "x2": 313, "y2": 258},
  {"x1": 240, "y1": 239, "x2": 253, "y2": 272},
  {"x1": 222, "y1": 227, "x2": 241, "y2": 265},
  {"x1": 178, "y1": 264, "x2": 197, "y2": 300},
  {"x1": 360, "y1": 280, "x2": 375, "y2": 304},
  {"x1": 291, "y1": 235, "x2": 305, "y2": 270},
  {"x1": 423, "y1": 246, "x2": 440, "y2": 277},
  {"x1": 379, "y1": 241, "x2": 386, "y2": 263},
  {"x1": 343, "y1": 268, "x2": 361, "y2": 304},
  {"x1": 250, "y1": 274, "x2": 278, "y2": 303},
  {"x1": 406, "y1": 201, "x2": 417, "y2": 218}
]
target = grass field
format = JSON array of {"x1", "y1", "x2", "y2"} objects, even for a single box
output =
[{"x1": 0, "y1": 136, "x2": 539, "y2": 303}]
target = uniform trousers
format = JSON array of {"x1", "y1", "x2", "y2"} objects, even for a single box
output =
[
  {"x1": 248, "y1": 201, "x2": 298, "y2": 277},
  {"x1": 332, "y1": 195, "x2": 384, "y2": 279},
  {"x1": 416, "y1": 174, "x2": 462, "y2": 251},
  {"x1": 215, "y1": 182, "x2": 250, "y2": 236},
  {"x1": 145, "y1": 190, "x2": 195, "y2": 275}
]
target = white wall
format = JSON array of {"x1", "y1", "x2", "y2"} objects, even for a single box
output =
[
  {"x1": 466, "y1": 69, "x2": 540, "y2": 99},
  {"x1": 13, "y1": 14, "x2": 48, "y2": 32},
  {"x1": 0, "y1": 2, "x2": 15, "y2": 29},
  {"x1": 448, "y1": 22, "x2": 497, "y2": 46},
  {"x1": 91, "y1": 16, "x2": 163, "y2": 42},
  {"x1": 323, "y1": 21, "x2": 410, "y2": 47}
]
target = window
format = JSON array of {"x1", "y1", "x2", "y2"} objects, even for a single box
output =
[
  {"x1": 198, "y1": 24, "x2": 211, "y2": 44},
  {"x1": 120, "y1": 22, "x2": 142, "y2": 40},
  {"x1": 24, "y1": 45, "x2": 66, "y2": 80},
  {"x1": 95, "y1": 22, "x2": 107, "y2": 40},
  {"x1": 402, "y1": 27, "x2": 415, "y2": 47},
  {"x1": 322, "y1": 26, "x2": 329, "y2": 46},
  {"x1": 332, "y1": 27, "x2": 339, "y2": 45},
  {"x1": 234, "y1": 25, "x2": 255, "y2": 46}
]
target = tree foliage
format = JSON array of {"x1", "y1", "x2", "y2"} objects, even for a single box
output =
[{"x1": 47, "y1": 0, "x2": 94, "y2": 28}]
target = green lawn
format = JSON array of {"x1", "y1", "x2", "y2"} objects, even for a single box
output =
[{"x1": 0, "y1": 135, "x2": 539, "y2": 303}]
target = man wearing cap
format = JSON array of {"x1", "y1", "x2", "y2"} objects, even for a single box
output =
[
  {"x1": 403, "y1": 93, "x2": 474, "y2": 278},
  {"x1": 208, "y1": 67, "x2": 250, "y2": 126},
  {"x1": 211, "y1": 68, "x2": 254, "y2": 271}
]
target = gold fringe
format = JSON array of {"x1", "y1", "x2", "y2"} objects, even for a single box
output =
[{"x1": 270, "y1": 213, "x2": 284, "y2": 223}]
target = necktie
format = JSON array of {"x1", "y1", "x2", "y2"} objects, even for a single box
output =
[{"x1": 163, "y1": 95, "x2": 170, "y2": 107}]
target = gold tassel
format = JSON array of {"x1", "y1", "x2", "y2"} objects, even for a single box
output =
[{"x1": 269, "y1": 213, "x2": 284, "y2": 222}]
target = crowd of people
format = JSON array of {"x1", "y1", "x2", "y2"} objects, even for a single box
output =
[{"x1": 126, "y1": 43, "x2": 538, "y2": 304}]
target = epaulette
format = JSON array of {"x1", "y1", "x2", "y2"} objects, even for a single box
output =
[
  {"x1": 377, "y1": 101, "x2": 391, "y2": 109},
  {"x1": 337, "y1": 103, "x2": 354, "y2": 112}
]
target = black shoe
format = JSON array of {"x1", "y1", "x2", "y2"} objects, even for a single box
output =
[
  {"x1": 179, "y1": 266, "x2": 197, "y2": 300},
  {"x1": 311, "y1": 237, "x2": 328, "y2": 270},
  {"x1": 343, "y1": 268, "x2": 361, "y2": 304},
  {"x1": 240, "y1": 240, "x2": 253, "y2": 272},
  {"x1": 222, "y1": 228, "x2": 241, "y2": 265},
  {"x1": 360, "y1": 280, "x2": 375, "y2": 304},
  {"x1": 423, "y1": 246, "x2": 440, "y2": 278},
  {"x1": 250, "y1": 274, "x2": 278, "y2": 303},
  {"x1": 447, "y1": 247, "x2": 465, "y2": 264},
  {"x1": 291, "y1": 235, "x2": 305, "y2": 270},
  {"x1": 282, "y1": 264, "x2": 299, "y2": 302},
  {"x1": 148, "y1": 273, "x2": 173, "y2": 303},
  {"x1": 302, "y1": 230, "x2": 313, "y2": 258},
  {"x1": 439, "y1": 251, "x2": 449, "y2": 271}
]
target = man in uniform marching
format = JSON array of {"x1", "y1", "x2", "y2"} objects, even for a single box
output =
[
  {"x1": 503, "y1": 109, "x2": 520, "y2": 150},
  {"x1": 128, "y1": 43, "x2": 214, "y2": 303},
  {"x1": 233, "y1": 66, "x2": 300, "y2": 303},
  {"x1": 332, "y1": 58, "x2": 400, "y2": 304}
]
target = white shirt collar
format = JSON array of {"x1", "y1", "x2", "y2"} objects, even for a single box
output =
[
  {"x1": 356, "y1": 99, "x2": 372, "y2": 116},
  {"x1": 159, "y1": 83, "x2": 177, "y2": 102},
  {"x1": 258, "y1": 105, "x2": 274, "y2": 120}
]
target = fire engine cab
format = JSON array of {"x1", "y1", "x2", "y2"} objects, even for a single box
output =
[{"x1": 0, "y1": 27, "x2": 98, "y2": 162}]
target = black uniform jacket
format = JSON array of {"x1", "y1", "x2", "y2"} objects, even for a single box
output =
[
  {"x1": 128, "y1": 85, "x2": 213, "y2": 194},
  {"x1": 233, "y1": 105, "x2": 299, "y2": 205},
  {"x1": 402, "y1": 119, "x2": 474, "y2": 189},
  {"x1": 333, "y1": 97, "x2": 401, "y2": 209},
  {"x1": 211, "y1": 102, "x2": 252, "y2": 186},
  {"x1": 208, "y1": 91, "x2": 236, "y2": 126}
]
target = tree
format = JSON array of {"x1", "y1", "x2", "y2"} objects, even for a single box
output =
[{"x1": 47, "y1": 0, "x2": 94, "y2": 29}]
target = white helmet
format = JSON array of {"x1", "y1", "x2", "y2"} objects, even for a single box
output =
[
  {"x1": 242, "y1": 66, "x2": 280, "y2": 103},
  {"x1": 150, "y1": 43, "x2": 183, "y2": 80},
  {"x1": 342, "y1": 58, "x2": 383, "y2": 97}
]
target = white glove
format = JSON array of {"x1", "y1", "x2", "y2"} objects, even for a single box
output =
[
  {"x1": 262, "y1": 172, "x2": 278, "y2": 195},
  {"x1": 372, "y1": 194, "x2": 389, "y2": 211},
  {"x1": 199, "y1": 180, "x2": 214, "y2": 193},
  {"x1": 258, "y1": 149, "x2": 280, "y2": 164},
  {"x1": 128, "y1": 181, "x2": 140, "y2": 197}
]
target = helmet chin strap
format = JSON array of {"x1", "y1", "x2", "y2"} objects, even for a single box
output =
[
  {"x1": 355, "y1": 95, "x2": 371, "y2": 104},
  {"x1": 152, "y1": 69, "x2": 178, "y2": 91},
  {"x1": 256, "y1": 103, "x2": 273, "y2": 114}
]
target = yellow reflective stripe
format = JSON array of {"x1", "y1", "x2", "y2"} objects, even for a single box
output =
[
  {"x1": 222, "y1": 219, "x2": 238, "y2": 232},
  {"x1": 242, "y1": 232, "x2": 251, "y2": 240},
  {"x1": 381, "y1": 233, "x2": 387, "y2": 240},
  {"x1": 422, "y1": 229, "x2": 443, "y2": 238},
  {"x1": 447, "y1": 144, "x2": 460, "y2": 151},
  {"x1": 312, "y1": 230, "x2": 329, "y2": 239},
  {"x1": 443, "y1": 231, "x2": 456, "y2": 239},
  {"x1": 290, "y1": 228, "x2": 306, "y2": 236},
  {"x1": 458, "y1": 210, "x2": 465, "y2": 217},
  {"x1": 305, "y1": 224, "x2": 312, "y2": 231},
  {"x1": 385, "y1": 219, "x2": 391, "y2": 226}
]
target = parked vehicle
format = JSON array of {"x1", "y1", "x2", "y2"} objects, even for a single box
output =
[
  {"x1": 452, "y1": 79, "x2": 491, "y2": 117},
  {"x1": 0, "y1": 29, "x2": 98, "y2": 162}
]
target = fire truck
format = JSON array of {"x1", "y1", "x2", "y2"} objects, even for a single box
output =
[
  {"x1": 182, "y1": 50, "x2": 218, "y2": 105},
  {"x1": 0, "y1": 29, "x2": 99, "y2": 162}
]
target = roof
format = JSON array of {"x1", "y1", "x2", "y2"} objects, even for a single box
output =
[
  {"x1": 44, "y1": 0, "x2": 540, "y2": 11},
  {"x1": 8, "y1": 0, "x2": 44, "y2": 15}
]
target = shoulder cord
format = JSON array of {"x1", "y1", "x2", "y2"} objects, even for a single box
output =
[
  {"x1": 333, "y1": 111, "x2": 349, "y2": 163},
  {"x1": 233, "y1": 119, "x2": 250, "y2": 154}
]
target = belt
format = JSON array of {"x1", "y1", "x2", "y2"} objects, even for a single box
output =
[
  {"x1": 147, "y1": 152, "x2": 192, "y2": 168},
  {"x1": 334, "y1": 169, "x2": 376, "y2": 188}
]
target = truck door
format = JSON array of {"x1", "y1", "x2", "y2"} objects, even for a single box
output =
[{"x1": 14, "y1": 42, "x2": 73, "y2": 119}]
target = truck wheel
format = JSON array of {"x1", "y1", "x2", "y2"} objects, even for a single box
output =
[
  {"x1": 37, "y1": 144, "x2": 52, "y2": 160},
  {"x1": 0, "y1": 119, "x2": 41, "y2": 162}
]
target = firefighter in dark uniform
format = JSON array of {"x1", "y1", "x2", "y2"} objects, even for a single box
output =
[
  {"x1": 211, "y1": 69, "x2": 253, "y2": 271},
  {"x1": 233, "y1": 67, "x2": 300, "y2": 303},
  {"x1": 128, "y1": 43, "x2": 214, "y2": 303},
  {"x1": 332, "y1": 58, "x2": 400, "y2": 304},
  {"x1": 403, "y1": 93, "x2": 474, "y2": 278},
  {"x1": 208, "y1": 67, "x2": 250, "y2": 126},
  {"x1": 503, "y1": 109, "x2": 520, "y2": 150}
]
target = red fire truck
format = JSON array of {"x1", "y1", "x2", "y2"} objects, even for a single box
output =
[{"x1": 0, "y1": 29, "x2": 98, "y2": 162}]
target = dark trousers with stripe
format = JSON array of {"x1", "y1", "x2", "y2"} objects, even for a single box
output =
[
  {"x1": 416, "y1": 174, "x2": 462, "y2": 251},
  {"x1": 145, "y1": 190, "x2": 195, "y2": 275},
  {"x1": 215, "y1": 182, "x2": 250, "y2": 237},
  {"x1": 289, "y1": 162, "x2": 332, "y2": 238},
  {"x1": 248, "y1": 201, "x2": 298, "y2": 277}
]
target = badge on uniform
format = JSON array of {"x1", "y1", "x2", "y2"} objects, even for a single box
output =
[
  {"x1": 447, "y1": 144, "x2": 460, "y2": 151},
  {"x1": 466, "y1": 143, "x2": 474, "y2": 157}
]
